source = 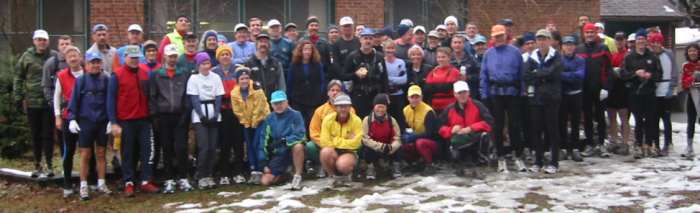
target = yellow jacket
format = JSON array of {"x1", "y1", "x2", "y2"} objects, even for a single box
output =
[
  {"x1": 403, "y1": 102, "x2": 434, "y2": 134},
  {"x1": 309, "y1": 102, "x2": 355, "y2": 144},
  {"x1": 319, "y1": 112, "x2": 363, "y2": 151},
  {"x1": 231, "y1": 84, "x2": 270, "y2": 128}
]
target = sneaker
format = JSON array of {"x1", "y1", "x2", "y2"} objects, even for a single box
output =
[
  {"x1": 616, "y1": 144, "x2": 631, "y2": 156},
  {"x1": 570, "y1": 150, "x2": 584, "y2": 162},
  {"x1": 366, "y1": 164, "x2": 376, "y2": 180},
  {"x1": 290, "y1": 175, "x2": 303, "y2": 191},
  {"x1": 421, "y1": 164, "x2": 437, "y2": 176},
  {"x1": 391, "y1": 162, "x2": 402, "y2": 179},
  {"x1": 63, "y1": 188, "x2": 74, "y2": 198},
  {"x1": 305, "y1": 160, "x2": 315, "y2": 174},
  {"x1": 140, "y1": 182, "x2": 160, "y2": 193},
  {"x1": 233, "y1": 175, "x2": 246, "y2": 184},
  {"x1": 543, "y1": 165, "x2": 558, "y2": 174},
  {"x1": 248, "y1": 172, "x2": 262, "y2": 185},
  {"x1": 45, "y1": 167, "x2": 55, "y2": 178},
  {"x1": 529, "y1": 165, "x2": 542, "y2": 173},
  {"x1": 198, "y1": 178, "x2": 209, "y2": 189},
  {"x1": 30, "y1": 165, "x2": 42, "y2": 178},
  {"x1": 581, "y1": 146, "x2": 601, "y2": 157},
  {"x1": 650, "y1": 146, "x2": 661, "y2": 157},
  {"x1": 497, "y1": 159, "x2": 509, "y2": 173},
  {"x1": 206, "y1": 177, "x2": 216, "y2": 188},
  {"x1": 124, "y1": 182, "x2": 135, "y2": 197},
  {"x1": 79, "y1": 185, "x2": 89, "y2": 201},
  {"x1": 316, "y1": 165, "x2": 326, "y2": 178},
  {"x1": 163, "y1": 180, "x2": 176, "y2": 194},
  {"x1": 333, "y1": 174, "x2": 352, "y2": 186},
  {"x1": 515, "y1": 159, "x2": 528, "y2": 172},
  {"x1": 681, "y1": 148, "x2": 695, "y2": 159},
  {"x1": 633, "y1": 146, "x2": 644, "y2": 159},
  {"x1": 97, "y1": 184, "x2": 112, "y2": 195},
  {"x1": 179, "y1": 179, "x2": 193, "y2": 192},
  {"x1": 599, "y1": 145, "x2": 611, "y2": 158},
  {"x1": 219, "y1": 177, "x2": 231, "y2": 185}
]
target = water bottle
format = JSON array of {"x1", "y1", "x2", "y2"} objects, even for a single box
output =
[
  {"x1": 527, "y1": 85, "x2": 535, "y2": 97},
  {"x1": 460, "y1": 66, "x2": 467, "y2": 76},
  {"x1": 113, "y1": 133, "x2": 122, "y2": 151}
]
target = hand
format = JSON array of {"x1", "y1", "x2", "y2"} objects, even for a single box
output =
[
  {"x1": 452, "y1": 125, "x2": 463, "y2": 134},
  {"x1": 355, "y1": 67, "x2": 368, "y2": 79},
  {"x1": 106, "y1": 122, "x2": 112, "y2": 134},
  {"x1": 458, "y1": 127, "x2": 472, "y2": 135},
  {"x1": 635, "y1": 69, "x2": 646, "y2": 77},
  {"x1": 111, "y1": 123, "x2": 122, "y2": 136},
  {"x1": 68, "y1": 120, "x2": 81, "y2": 134},
  {"x1": 55, "y1": 118, "x2": 63, "y2": 130},
  {"x1": 346, "y1": 132, "x2": 356, "y2": 139},
  {"x1": 599, "y1": 89, "x2": 609, "y2": 101},
  {"x1": 643, "y1": 72, "x2": 652, "y2": 79},
  {"x1": 381, "y1": 144, "x2": 392, "y2": 155}
]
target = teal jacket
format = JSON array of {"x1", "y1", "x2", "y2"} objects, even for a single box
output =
[{"x1": 254, "y1": 107, "x2": 306, "y2": 164}]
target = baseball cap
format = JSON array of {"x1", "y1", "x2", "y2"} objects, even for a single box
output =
[
  {"x1": 453, "y1": 81, "x2": 469, "y2": 93},
  {"x1": 32, "y1": 30, "x2": 49, "y2": 40},
  {"x1": 124, "y1": 45, "x2": 143, "y2": 58},
  {"x1": 339, "y1": 16, "x2": 354, "y2": 26},
  {"x1": 614, "y1": 32, "x2": 626, "y2": 40},
  {"x1": 256, "y1": 31, "x2": 270, "y2": 40},
  {"x1": 562, "y1": 36, "x2": 577, "y2": 45},
  {"x1": 498, "y1": 18, "x2": 514, "y2": 26},
  {"x1": 333, "y1": 94, "x2": 352, "y2": 106},
  {"x1": 413, "y1": 25, "x2": 426, "y2": 34},
  {"x1": 85, "y1": 51, "x2": 103, "y2": 62},
  {"x1": 234, "y1": 23, "x2": 249, "y2": 32},
  {"x1": 535, "y1": 29, "x2": 551, "y2": 39},
  {"x1": 127, "y1": 24, "x2": 143, "y2": 33},
  {"x1": 284, "y1": 23, "x2": 297, "y2": 31},
  {"x1": 491, "y1": 24, "x2": 506, "y2": 37},
  {"x1": 436, "y1": 24, "x2": 447, "y2": 31},
  {"x1": 184, "y1": 32, "x2": 197, "y2": 40},
  {"x1": 471, "y1": 35, "x2": 487, "y2": 45},
  {"x1": 92, "y1": 24, "x2": 108, "y2": 33},
  {"x1": 407, "y1": 85, "x2": 422, "y2": 97},
  {"x1": 648, "y1": 32, "x2": 664, "y2": 43},
  {"x1": 164, "y1": 44, "x2": 179, "y2": 56},
  {"x1": 400, "y1": 19, "x2": 414, "y2": 28},
  {"x1": 583, "y1": 23, "x2": 597, "y2": 32},
  {"x1": 627, "y1": 33, "x2": 636, "y2": 42},
  {"x1": 428, "y1": 30, "x2": 440, "y2": 38},
  {"x1": 143, "y1": 40, "x2": 158, "y2": 50},
  {"x1": 594, "y1": 22, "x2": 605, "y2": 30},
  {"x1": 359, "y1": 28, "x2": 375, "y2": 37},
  {"x1": 444, "y1": 16, "x2": 458, "y2": 26},
  {"x1": 270, "y1": 90, "x2": 288, "y2": 103},
  {"x1": 267, "y1": 19, "x2": 282, "y2": 28}
]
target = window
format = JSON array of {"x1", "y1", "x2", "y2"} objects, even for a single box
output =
[
  {"x1": 245, "y1": 0, "x2": 284, "y2": 22},
  {"x1": 0, "y1": 0, "x2": 38, "y2": 55},
  {"x1": 198, "y1": 0, "x2": 240, "y2": 40},
  {"x1": 147, "y1": 0, "x2": 193, "y2": 41},
  {"x1": 43, "y1": 0, "x2": 88, "y2": 50},
  {"x1": 385, "y1": 0, "x2": 468, "y2": 30}
]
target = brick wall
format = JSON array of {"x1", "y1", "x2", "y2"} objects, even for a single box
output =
[
  {"x1": 335, "y1": 0, "x2": 385, "y2": 28},
  {"x1": 90, "y1": 0, "x2": 145, "y2": 46},
  {"x1": 468, "y1": 0, "x2": 600, "y2": 36}
]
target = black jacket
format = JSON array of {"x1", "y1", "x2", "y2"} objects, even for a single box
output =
[
  {"x1": 523, "y1": 48, "x2": 563, "y2": 105},
  {"x1": 406, "y1": 61, "x2": 434, "y2": 87},
  {"x1": 244, "y1": 54, "x2": 286, "y2": 99},
  {"x1": 576, "y1": 41, "x2": 612, "y2": 90},
  {"x1": 621, "y1": 49, "x2": 661, "y2": 96},
  {"x1": 287, "y1": 62, "x2": 326, "y2": 108},
  {"x1": 148, "y1": 67, "x2": 191, "y2": 115},
  {"x1": 342, "y1": 49, "x2": 389, "y2": 96}
]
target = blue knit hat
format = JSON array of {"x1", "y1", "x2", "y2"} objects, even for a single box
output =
[
  {"x1": 397, "y1": 24, "x2": 410, "y2": 37},
  {"x1": 635, "y1": 28, "x2": 648, "y2": 39},
  {"x1": 522, "y1": 32, "x2": 535, "y2": 43}
]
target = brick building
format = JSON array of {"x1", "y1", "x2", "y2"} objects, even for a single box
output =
[{"x1": 0, "y1": 0, "x2": 650, "y2": 57}]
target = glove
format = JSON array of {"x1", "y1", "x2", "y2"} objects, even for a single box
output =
[
  {"x1": 401, "y1": 133, "x2": 417, "y2": 144},
  {"x1": 381, "y1": 144, "x2": 392, "y2": 155},
  {"x1": 68, "y1": 120, "x2": 81, "y2": 134},
  {"x1": 599, "y1": 89, "x2": 609, "y2": 101},
  {"x1": 106, "y1": 122, "x2": 112, "y2": 134}
]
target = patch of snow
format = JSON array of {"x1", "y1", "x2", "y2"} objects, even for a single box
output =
[
  {"x1": 216, "y1": 191, "x2": 240, "y2": 198},
  {"x1": 176, "y1": 203, "x2": 202, "y2": 209},
  {"x1": 163, "y1": 202, "x2": 183, "y2": 209},
  {"x1": 664, "y1": 5, "x2": 676, "y2": 13},
  {"x1": 277, "y1": 199, "x2": 306, "y2": 209}
]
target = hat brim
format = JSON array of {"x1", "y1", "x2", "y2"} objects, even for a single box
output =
[
  {"x1": 491, "y1": 32, "x2": 505, "y2": 37},
  {"x1": 333, "y1": 101, "x2": 352, "y2": 106}
]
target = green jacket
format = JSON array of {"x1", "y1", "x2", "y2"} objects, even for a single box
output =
[{"x1": 13, "y1": 47, "x2": 57, "y2": 108}]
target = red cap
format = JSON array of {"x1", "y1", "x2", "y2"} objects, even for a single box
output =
[
  {"x1": 648, "y1": 32, "x2": 664, "y2": 43},
  {"x1": 582, "y1": 23, "x2": 597, "y2": 32}
]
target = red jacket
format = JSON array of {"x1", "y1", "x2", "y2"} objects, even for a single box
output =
[
  {"x1": 682, "y1": 60, "x2": 700, "y2": 90},
  {"x1": 57, "y1": 68, "x2": 77, "y2": 120},
  {"x1": 108, "y1": 65, "x2": 150, "y2": 122},
  {"x1": 611, "y1": 48, "x2": 627, "y2": 68},
  {"x1": 424, "y1": 65, "x2": 461, "y2": 111},
  {"x1": 438, "y1": 98, "x2": 494, "y2": 140}
]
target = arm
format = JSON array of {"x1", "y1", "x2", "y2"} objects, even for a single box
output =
[
  {"x1": 214, "y1": 95, "x2": 222, "y2": 119},
  {"x1": 189, "y1": 95, "x2": 204, "y2": 119},
  {"x1": 389, "y1": 117, "x2": 402, "y2": 154},
  {"x1": 669, "y1": 51, "x2": 680, "y2": 94},
  {"x1": 438, "y1": 107, "x2": 454, "y2": 140},
  {"x1": 41, "y1": 57, "x2": 55, "y2": 102},
  {"x1": 53, "y1": 78, "x2": 62, "y2": 117},
  {"x1": 13, "y1": 54, "x2": 26, "y2": 104},
  {"x1": 309, "y1": 108, "x2": 323, "y2": 144},
  {"x1": 286, "y1": 111, "x2": 307, "y2": 147},
  {"x1": 470, "y1": 100, "x2": 494, "y2": 133},
  {"x1": 277, "y1": 61, "x2": 286, "y2": 92},
  {"x1": 107, "y1": 75, "x2": 119, "y2": 123},
  {"x1": 148, "y1": 75, "x2": 158, "y2": 117},
  {"x1": 67, "y1": 77, "x2": 81, "y2": 121},
  {"x1": 479, "y1": 53, "x2": 490, "y2": 99},
  {"x1": 682, "y1": 63, "x2": 696, "y2": 90},
  {"x1": 334, "y1": 117, "x2": 364, "y2": 150}
]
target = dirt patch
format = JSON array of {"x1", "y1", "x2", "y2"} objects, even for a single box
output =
[
  {"x1": 670, "y1": 190, "x2": 700, "y2": 209},
  {"x1": 516, "y1": 192, "x2": 554, "y2": 211},
  {"x1": 608, "y1": 205, "x2": 644, "y2": 213}
]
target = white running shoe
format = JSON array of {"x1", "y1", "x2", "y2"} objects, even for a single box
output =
[{"x1": 290, "y1": 174, "x2": 303, "y2": 191}]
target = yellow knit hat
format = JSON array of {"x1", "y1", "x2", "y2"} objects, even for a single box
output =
[{"x1": 215, "y1": 44, "x2": 233, "y2": 59}]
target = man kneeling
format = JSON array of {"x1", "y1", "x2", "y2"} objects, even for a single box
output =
[
  {"x1": 438, "y1": 81, "x2": 493, "y2": 177},
  {"x1": 256, "y1": 91, "x2": 307, "y2": 190},
  {"x1": 319, "y1": 94, "x2": 363, "y2": 184}
]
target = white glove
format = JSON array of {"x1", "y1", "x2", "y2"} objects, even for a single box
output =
[
  {"x1": 68, "y1": 120, "x2": 81, "y2": 134},
  {"x1": 599, "y1": 89, "x2": 609, "y2": 101},
  {"x1": 106, "y1": 122, "x2": 112, "y2": 134}
]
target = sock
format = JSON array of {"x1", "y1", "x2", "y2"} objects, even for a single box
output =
[
  {"x1": 80, "y1": 181, "x2": 88, "y2": 188},
  {"x1": 98, "y1": 179, "x2": 106, "y2": 186}
]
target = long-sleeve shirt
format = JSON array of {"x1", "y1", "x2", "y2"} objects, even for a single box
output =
[
  {"x1": 53, "y1": 69, "x2": 83, "y2": 117},
  {"x1": 386, "y1": 57, "x2": 408, "y2": 96},
  {"x1": 228, "y1": 41, "x2": 256, "y2": 65},
  {"x1": 479, "y1": 44, "x2": 524, "y2": 99}
]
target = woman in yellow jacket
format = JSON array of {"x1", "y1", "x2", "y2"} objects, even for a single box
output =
[
  {"x1": 319, "y1": 94, "x2": 363, "y2": 182},
  {"x1": 230, "y1": 66, "x2": 270, "y2": 184}
]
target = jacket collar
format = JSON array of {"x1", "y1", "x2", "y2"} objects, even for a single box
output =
[{"x1": 530, "y1": 47, "x2": 557, "y2": 64}]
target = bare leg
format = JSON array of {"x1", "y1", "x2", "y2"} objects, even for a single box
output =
[
  {"x1": 335, "y1": 153, "x2": 357, "y2": 175},
  {"x1": 79, "y1": 147, "x2": 92, "y2": 182},
  {"x1": 320, "y1": 148, "x2": 338, "y2": 175},
  {"x1": 260, "y1": 167, "x2": 281, "y2": 186},
  {"x1": 619, "y1": 108, "x2": 632, "y2": 145},
  {"x1": 607, "y1": 108, "x2": 620, "y2": 144},
  {"x1": 292, "y1": 144, "x2": 305, "y2": 176},
  {"x1": 95, "y1": 146, "x2": 107, "y2": 180}
]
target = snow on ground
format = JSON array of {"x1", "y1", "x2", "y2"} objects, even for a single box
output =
[{"x1": 169, "y1": 131, "x2": 700, "y2": 213}]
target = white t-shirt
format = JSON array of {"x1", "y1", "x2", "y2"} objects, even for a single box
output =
[{"x1": 186, "y1": 72, "x2": 225, "y2": 123}]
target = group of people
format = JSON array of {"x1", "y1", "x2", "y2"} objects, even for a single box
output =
[{"x1": 12, "y1": 13, "x2": 698, "y2": 201}]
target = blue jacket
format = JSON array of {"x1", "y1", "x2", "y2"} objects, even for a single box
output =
[
  {"x1": 68, "y1": 72, "x2": 109, "y2": 123},
  {"x1": 480, "y1": 44, "x2": 524, "y2": 99},
  {"x1": 254, "y1": 107, "x2": 306, "y2": 166},
  {"x1": 270, "y1": 37, "x2": 295, "y2": 72},
  {"x1": 560, "y1": 54, "x2": 586, "y2": 94},
  {"x1": 228, "y1": 41, "x2": 256, "y2": 65}
]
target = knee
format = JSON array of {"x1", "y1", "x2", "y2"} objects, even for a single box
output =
[
  {"x1": 260, "y1": 174, "x2": 274, "y2": 186},
  {"x1": 293, "y1": 143, "x2": 304, "y2": 153},
  {"x1": 320, "y1": 148, "x2": 336, "y2": 159}
]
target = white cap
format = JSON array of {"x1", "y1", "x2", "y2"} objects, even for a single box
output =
[
  {"x1": 339, "y1": 16, "x2": 354, "y2": 26},
  {"x1": 413, "y1": 25, "x2": 426, "y2": 34},
  {"x1": 267, "y1": 19, "x2": 282, "y2": 28},
  {"x1": 427, "y1": 30, "x2": 440, "y2": 38},
  {"x1": 127, "y1": 24, "x2": 143, "y2": 32},
  {"x1": 400, "y1": 19, "x2": 414, "y2": 27},
  {"x1": 444, "y1": 16, "x2": 458, "y2": 26},
  {"x1": 33, "y1": 30, "x2": 49, "y2": 40},
  {"x1": 435, "y1": 24, "x2": 447, "y2": 31},
  {"x1": 453, "y1": 81, "x2": 469, "y2": 93},
  {"x1": 234, "y1": 23, "x2": 249, "y2": 32},
  {"x1": 627, "y1": 33, "x2": 636, "y2": 41},
  {"x1": 164, "y1": 44, "x2": 179, "y2": 56},
  {"x1": 594, "y1": 22, "x2": 604, "y2": 30}
]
